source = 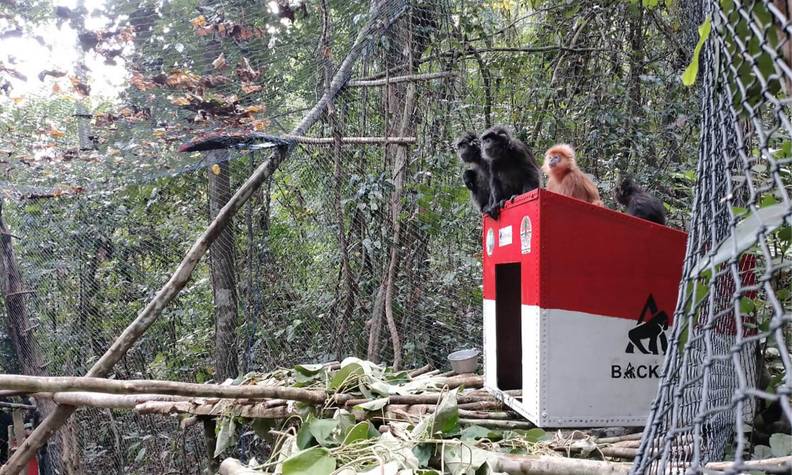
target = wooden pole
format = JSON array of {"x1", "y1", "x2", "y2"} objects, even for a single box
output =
[
  {"x1": 458, "y1": 418, "x2": 534, "y2": 430},
  {"x1": 346, "y1": 71, "x2": 452, "y2": 87},
  {"x1": 491, "y1": 455, "x2": 632, "y2": 475},
  {"x1": 283, "y1": 135, "x2": 416, "y2": 145},
  {"x1": 202, "y1": 417, "x2": 219, "y2": 473},
  {"x1": 705, "y1": 455, "x2": 792, "y2": 471},
  {"x1": 0, "y1": 402, "x2": 34, "y2": 411},
  {"x1": 10, "y1": 410, "x2": 24, "y2": 475},
  {"x1": 136, "y1": 401, "x2": 290, "y2": 419},
  {"x1": 0, "y1": 375, "x2": 326, "y2": 403},
  {"x1": 34, "y1": 392, "x2": 193, "y2": 409},
  {"x1": 0, "y1": 3, "x2": 405, "y2": 472}
]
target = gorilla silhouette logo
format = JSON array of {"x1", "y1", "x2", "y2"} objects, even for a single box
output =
[{"x1": 625, "y1": 294, "x2": 669, "y2": 355}]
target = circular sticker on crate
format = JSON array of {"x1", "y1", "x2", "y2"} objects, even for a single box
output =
[
  {"x1": 520, "y1": 216, "x2": 532, "y2": 254},
  {"x1": 486, "y1": 228, "x2": 495, "y2": 256}
]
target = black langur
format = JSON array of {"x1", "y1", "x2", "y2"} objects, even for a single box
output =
[
  {"x1": 454, "y1": 132, "x2": 491, "y2": 212},
  {"x1": 615, "y1": 176, "x2": 666, "y2": 225},
  {"x1": 480, "y1": 126, "x2": 541, "y2": 218}
]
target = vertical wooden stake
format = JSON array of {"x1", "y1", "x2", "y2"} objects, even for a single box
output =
[
  {"x1": 10, "y1": 410, "x2": 24, "y2": 475},
  {"x1": 202, "y1": 417, "x2": 219, "y2": 474}
]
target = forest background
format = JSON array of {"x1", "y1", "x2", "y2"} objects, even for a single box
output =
[{"x1": 0, "y1": 0, "x2": 703, "y2": 472}]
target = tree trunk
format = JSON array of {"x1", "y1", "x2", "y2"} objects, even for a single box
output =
[
  {"x1": 0, "y1": 202, "x2": 71, "y2": 474},
  {"x1": 202, "y1": 417, "x2": 219, "y2": 473},
  {"x1": 77, "y1": 233, "x2": 105, "y2": 359},
  {"x1": 622, "y1": 6, "x2": 646, "y2": 169},
  {"x1": 208, "y1": 153, "x2": 240, "y2": 383},
  {"x1": 367, "y1": 3, "x2": 435, "y2": 368},
  {"x1": 0, "y1": 203, "x2": 42, "y2": 378},
  {"x1": 319, "y1": 0, "x2": 358, "y2": 360}
]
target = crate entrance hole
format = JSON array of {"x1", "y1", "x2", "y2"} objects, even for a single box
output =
[{"x1": 495, "y1": 263, "x2": 522, "y2": 391}]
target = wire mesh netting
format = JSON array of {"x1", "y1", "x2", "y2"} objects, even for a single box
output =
[
  {"x1": 633, "y1": 0, "x2": 792, "y2": 473},
  {"x1": 0, "y1": 0, "x2": 711, "y2": 473}
]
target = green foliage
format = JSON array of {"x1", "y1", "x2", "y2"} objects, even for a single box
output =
[
  {"x1": 682, "y1": 16, "x2": 711, "y2": 86},
  {"x1": 282, "y1": 447, "x2": 336, "y2": 475}
]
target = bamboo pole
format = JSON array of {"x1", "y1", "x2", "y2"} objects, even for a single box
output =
[
  {"x1": 705, "y1": 455, "x2": 792, "y2": 471},
  {"x1": 458, "y1": 418, "x2": 534, "y2": 430},
  {"x1": 0, "y1": 6, "x2": 405, "y2": 472},
  {"x1": 491, "y1": 454, "x2": 632, "y2": 475},
  {"x1": 608, "y1": 440, "x2": 641, "y2": 449},
  {"x1": 0, "y1": 401, "x2": 34, "y2": 410},
  {"x1": 596, "y1": 432, "x2": 644, "y2": 444},
  {"x1": 136, "y1": 401, "x2": 291, "y2": 419},
  {"x1": 346, "y1": 71, "x2": 452, "y2": 87},
  {"x1": 343, "y1": 392, "x2": 492, "y2": 407},
  {"x1": 415, "y1": 369, "x2": 440, "y2": 378},
  {"x1": 458, "y1": 400, "x2": 503, "y2": 411},
  {"x1": 407, "y1": 364, "x2": 432, "y2": 377},
  {"x1": 34, "y1": 392, "x2": 193, "y2": 409},
  {"x1": 0, "y1": 375, "x2": 326, "y2": 403},
  {"x1": 283, "y1": 135, "x2": 415, "y2": 145},
  {"x1": 598, "y1": 447, "x2": 638, "y2": 459},
  {"x1": 383, "y1": 403, "x2": 512, "y2": 420}
]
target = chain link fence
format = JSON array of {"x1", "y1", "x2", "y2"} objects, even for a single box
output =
[{"x1": 633, "y1": 0, "x2": 792, "y2": 473}]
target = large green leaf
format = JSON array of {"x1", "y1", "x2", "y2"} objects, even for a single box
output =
[
  {"x1": 342, "y1": 421, "x2": 377, "y2": 445},
  {"x1": 413, "y1": 443, "x2": 433, "y2": 466},
  {"x1": 308, "y1": 418, "x2": 340, "y2": 447},
  {"x1": 214, "y1": 417, "x2": 236, "y2": 458},
  {"x1": 460, "y1": 425, "x2": 494, "y2": 441},
  {"x1": 433, "y1": 388, "x2": 460, "y2": 435},
  {"x1": 296, "y1": 423, "x2": 316, "y2": 450},
  {"x1": 410, "y1": 388, "x2": 460, "y2": 439},
  {"x1": 682, "y1": 16, "x2": 711, "y2": 86},
  {"x1": 353, "y1": 397, "x2": 389, "y2": 411},
  {"x1": 523, "y1": 428, "x2": 548, "y2": 443},
  {"x1": 281, "y1": 447, "x2": 336, "y2": 475},
  {"x1": 769, "y1": 433, "x2": 792, "y2": 457},
  {"x1": 442, "y1": 442, "x2": 495, "y2": 475},
  {"x1": 294, "y1": 364, "x2": 327, "y2": 387},
  {"x1": 330, "y1": 363, "x2": 364, "y2": 391}
]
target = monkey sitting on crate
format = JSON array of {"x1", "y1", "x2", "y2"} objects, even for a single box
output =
[
  {"x1": 479, "y1": 126, "x2": 541, "y2": 218},
  {"x1": 455, "y1": 127, "x2": 541, "y2": 218},
  {"x1": 542, "y1": 144, "x2": 604, "y2": 206},
  {"x1": 614, "y1": 175, "x2": 667, "y2": 225},
  {"x1": 454, "y1": 131, "x2": 491, "y2": 213}
]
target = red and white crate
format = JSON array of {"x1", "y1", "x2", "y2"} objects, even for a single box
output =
[{"x1": 481, "y1": 189, "x2": 687, "y2": 427}]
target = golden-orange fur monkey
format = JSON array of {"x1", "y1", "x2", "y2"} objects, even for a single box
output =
[{"x1": 542, "y1": 144, "x2": 604, "y2": 206}]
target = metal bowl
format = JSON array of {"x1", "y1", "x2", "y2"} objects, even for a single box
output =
[{"x1": 448, "y1": 348, "x2": 480, "y2": 374}]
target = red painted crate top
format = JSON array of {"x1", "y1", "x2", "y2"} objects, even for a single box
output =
[{"x1": 482, "y1": 189, "x2": 688, "y2": 322}]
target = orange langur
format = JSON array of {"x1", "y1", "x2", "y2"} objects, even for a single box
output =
[{"x1": 542, "y1": 144, "x2": 604, "y2": 206}]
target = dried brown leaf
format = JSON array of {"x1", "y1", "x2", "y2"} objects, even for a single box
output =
[
  {"x1": 241, "y1": 82, "x2": 262, "y2": 94},
  {"x1": 169, "y1": 96, "x2": 192, "y2": 106},
  {"x1": 212, "y1": 53, "x2": 227, "y2": 70},
  {"x1": 190, "y1": 15, "x2": 207, "y2": 28}
]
